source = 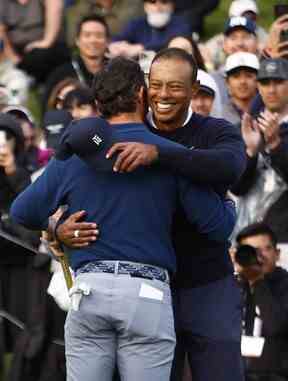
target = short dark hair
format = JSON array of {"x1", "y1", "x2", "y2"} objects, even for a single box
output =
[
  {"x1": 63, "y1": 86, "x2": 95, "y2": 110},
  {"x1": 150, "y1": 47, "x2": 198, "y2": 84},
  {"x1": 93, "y1": 57, "x2": 146, "y2": 119},
  {"x1": 236, "y1": 222, "x2": 278, "y2": 247},
  {"x1": 76, "y1": 14, "x2": 110, "y2": 38}
]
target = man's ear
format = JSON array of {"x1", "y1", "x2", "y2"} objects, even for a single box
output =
[
  {"x1": 191, "y1": 80, "x2": 200, "y2": 96},
  {"x1": 138, "y1": 86, "x2": 149, "y2": 120}
]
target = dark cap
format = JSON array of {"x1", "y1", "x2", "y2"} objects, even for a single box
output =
[
  {"x1": 0, "y1": 112, "x2": 24, "y2": 152},
  {"x1": 43, "y1": 110, "x2": 73, "y2": 150},
  {"x1": 224, "y1": 16, "x2": 256, "y2": 36},
  {"x1": 56, "y1": 116, "x2": 119, "y2": 171},
  {"x1": 257, "y1": 58, "x2": 288, "y2": 82}
]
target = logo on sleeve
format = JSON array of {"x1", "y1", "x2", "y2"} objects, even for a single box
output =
[{"x1": 92, "y1": 134, "x2": 103, "y2": 146}]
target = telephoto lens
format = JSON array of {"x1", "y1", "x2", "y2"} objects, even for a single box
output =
[{"x1": 234, "y1": 244, "x2": 260, "y2": 267}]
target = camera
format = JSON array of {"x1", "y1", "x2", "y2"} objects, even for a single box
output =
[{"x1": 234, "y1": 244, "x2": 260, "y2": 268}]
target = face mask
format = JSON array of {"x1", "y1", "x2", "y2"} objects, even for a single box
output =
[{"x1": 147, "y1": 11, "x2": 172, "y2": 28}]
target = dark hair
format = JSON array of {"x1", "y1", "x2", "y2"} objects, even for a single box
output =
[
  {"x1": 93, "y1": 57, "x2": 146, "y2": 119},
  {"x1": 63, "y1": 86, "x2": 95, "y2": 110},
  {"x1": 150, "y1": 47, "x2": 198, "y2": 84},
  {"x1": 47, "y1": 77, "x2": 80, "y2": 110},
  {"x1": 167, "y1": 36, "x2": 206, "y2": 71},
  {"x1": 76, "y1": 14, "x2": 110, "y2": 39},
  {"x1": 236, "y1": 222, "x2": 278, "y2": 247}
]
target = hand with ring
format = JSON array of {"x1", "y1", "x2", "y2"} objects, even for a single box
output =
[{"x1": 56, "y1": 210, "x2": 99, "y2": 248}]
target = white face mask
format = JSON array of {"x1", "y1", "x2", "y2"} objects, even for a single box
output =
[{"x1": 147, "y1": 11, "x2": 172, "y2": 28}]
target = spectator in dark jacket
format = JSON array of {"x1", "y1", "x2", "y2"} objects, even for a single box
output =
[
  {"x1": 109, "y1": 0, "x2": 191, "y2": 58},
  {"x1": 0, "y1": 112, "x2": 33, "y2": 359},
  {"x1": 44, "y1": 14, "x2": 109, "y2": 108},
  {"x1": 233, "y1": 223, "x2": 288, "y2": 381},
  {"x1": 231, "y1": 59, "x2": 288, "y2": 258}
]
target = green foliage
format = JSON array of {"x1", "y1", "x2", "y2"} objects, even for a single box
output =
[{"x1": 204, "y1": 0, "x2": 275, "y2": 40}]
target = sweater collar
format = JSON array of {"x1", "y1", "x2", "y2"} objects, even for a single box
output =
[{"x1": 146, "y1": 108, "x2": 193, "y2": 129}]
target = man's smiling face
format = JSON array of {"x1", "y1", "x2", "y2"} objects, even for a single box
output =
[{"x1": 148, "y1": 58, "x2": 194, "y2": 131}]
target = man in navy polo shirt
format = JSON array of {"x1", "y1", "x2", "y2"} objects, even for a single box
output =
[
  {"x1": 10, "y1": 57, "x2": 236, "y2": 381},
  {"x1": 57, "y1": 48, "x2": 247, "y2": 381}
]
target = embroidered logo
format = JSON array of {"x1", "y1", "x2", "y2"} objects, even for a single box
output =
[{"x1": 92, "y1": 134, "x2": 103, "y2": 146}]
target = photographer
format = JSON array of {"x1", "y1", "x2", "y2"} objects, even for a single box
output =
[{"x1": 233, "y1": 223, "x2": 288, "y2": 381}]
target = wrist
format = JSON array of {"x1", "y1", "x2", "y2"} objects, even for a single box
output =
[
  {"x1": 246, "y1": 147, "x2": 258, "y2": 157},
  {"x1": 267, "y1": 136, "x2": 281, "y2": 151}
]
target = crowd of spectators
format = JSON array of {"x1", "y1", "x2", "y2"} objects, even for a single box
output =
[{"x1": 1, "y1": 1, "x2": 288, "y2": 381}]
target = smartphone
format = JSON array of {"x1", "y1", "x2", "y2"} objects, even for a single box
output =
[
  {"x1": 274, "y1": 3, "x2": 288, "y2": 19},
  {"x1": 280, "y1": 29, "x2": 288, "y2": 42}
]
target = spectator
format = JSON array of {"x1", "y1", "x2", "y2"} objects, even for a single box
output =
[
  {"x1": 62, "y1": 86, "x2": 97, "y2": 119},
  {"x1": 191, "y1": 70, "x2": 219, "y2": 117},
  {"x1": 204, "y1": 0, "x2": 267, "y2": 70},
  {"x1": 0, "y1": 0, "x2": 70, "y2": 84},
  {"x1": 0, "y1": 112, "x2": 35, "y2": 361},
  {"x1": 46, "y1": 78, "x2": 80, "y2": 111},
  {"x1": 174, "y1": 0, "x2": 220, "y2": 37},
  {"x1": 211, "y1": 16, "x2": 259, "y2": 107},
  {"x1": 233, "y1": 223, "x2": 288, "y2": 381},
  {"x1": 0, "y1": 39, "x2": 31, "y2": 105},
  {"x1": 67, "y1": 0, "x2": 144, "y2": 41},
  {"x1": 3, "y1": 105, "x2": 53, "y2": 173},
  {"x1": 109, "y1": 0, "x2": 191, "y2": 58},
  {"x1": 223, "y1": 52, "x2": 259, "y2": 125},
  {"x1": 45, "y1": 14, "x2": 109, "y2": 106},
  {"x1": 231, "y1": 58, "x2": 288, "y2": 260}
]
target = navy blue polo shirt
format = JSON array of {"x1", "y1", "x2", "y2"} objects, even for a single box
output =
[{"x1": 10, "y1": 122, "x2": 235, "y2": 273}]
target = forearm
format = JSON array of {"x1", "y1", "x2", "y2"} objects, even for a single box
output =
[
  {"x1": 158, "y1": 145, "x2": 246, "y2": 187},
  {"x1": 43, "y1": 0, "x2": 64, "y2": 46}
]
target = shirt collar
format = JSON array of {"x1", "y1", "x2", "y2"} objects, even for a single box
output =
[{"x1": 146, "y1": 108, "x2": 193, "y2": 129}]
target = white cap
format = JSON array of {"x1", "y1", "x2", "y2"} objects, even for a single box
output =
[
  {"x1": 225, "y1": 52, "x2": 260, "y2": 75},
  {"x1": 197, "y1": 70, "x2": 218, "y2": 96},
  {"x1": 229, "y1": 0, "x2": 258, "y2": 17}
]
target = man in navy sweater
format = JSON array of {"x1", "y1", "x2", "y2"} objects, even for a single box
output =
[
  {"x1": 10, "y1": 57, "x2": 236, "y2": 381},
  {"x1": 57, "y1": 48, "x2": 247, "y2": 381}
]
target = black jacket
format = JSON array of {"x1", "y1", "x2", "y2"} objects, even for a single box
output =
[{"x1": 244, "y1": 267, "x2": 288, "y2": 375}]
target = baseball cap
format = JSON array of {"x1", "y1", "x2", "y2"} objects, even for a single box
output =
[
  {"x1": 225, "y1": 52, "x2": 260, "y2": 75},
  {"x1": 257, "y1": 58, "x2": 288, "y2": 82},
  {"x1": 224, "y1": 16, "x2": 256, "y2": 36},
  {"x1": 43, "y1": 110, "x2": 73, "y2": 150},
  {"x1": 56, "y1": 116, "x2": 119, "y2": 171},
  {"x1": 197, "y1": 70, "x2": 218, "y2": 97},
  {"x1": 2, "y1": 105, "x2": 34, "y2": 124},
  {"x1": 229, "y1": 0, "x2": 258, "y2": 18}
]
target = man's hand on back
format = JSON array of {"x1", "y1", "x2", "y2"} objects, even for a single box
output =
[
  {"x1": 56, "y1": 211, "x2": 99, "y2": 248},
  {"x1": 106, "y1": 142, "x2": 159, "y2": 172}
]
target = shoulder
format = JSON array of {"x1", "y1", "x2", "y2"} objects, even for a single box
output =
[{"x1": 189, "y1": 113, "x2": 241, "y2": 137}]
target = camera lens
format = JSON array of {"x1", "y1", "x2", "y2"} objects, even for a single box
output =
[{"x1": 234, "y1": 244, "x2": 260, "y2": 267}]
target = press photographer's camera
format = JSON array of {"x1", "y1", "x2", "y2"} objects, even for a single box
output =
[{"x1": 234, "y1": 245, "x2": 260, "y2": 267}]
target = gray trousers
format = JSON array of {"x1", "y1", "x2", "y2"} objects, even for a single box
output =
[{"x1": 65, "y1": 272, "x2": 176, "y2": 381}]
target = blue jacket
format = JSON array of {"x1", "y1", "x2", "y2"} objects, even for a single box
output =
[
  {"x1": 112, "y1": 15, "x2": 192, "y2": 52},
  {"x1": 10, "y1": 122, "x2": 235, "y2": 273}
]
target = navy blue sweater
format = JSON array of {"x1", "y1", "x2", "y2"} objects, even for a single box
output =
[
  {"x1": 10, "y1": 122, "x2": 235, "y2": 273},
  {"x1": 149, "y1": 113, "x2": 247, "y2": 287}
]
